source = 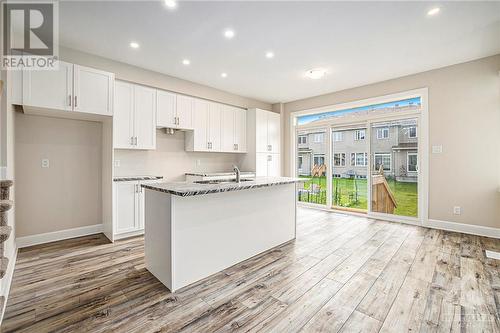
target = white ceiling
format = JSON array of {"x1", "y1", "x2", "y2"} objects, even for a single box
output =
[{"x1": 59, "y1": 1, "x2": 500, "y2": 104}]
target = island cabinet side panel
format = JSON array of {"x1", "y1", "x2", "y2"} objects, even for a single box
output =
[
  {"x1": 171, "y1": 183, "x2": 296, "y2": 290},
  {"x1": 144, "y1": 189, "x2": 173, "y2": 290}
]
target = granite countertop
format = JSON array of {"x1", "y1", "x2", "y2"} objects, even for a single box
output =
[
  {"x1": 185, "y1": 171, "x2": 255, "y2": 177},
  {"x1": 141, "y1": 177, "x2": 304, "y2": 197},
  {"x1": 113, "y1": 175, "x2": 163, "y2": 182}
]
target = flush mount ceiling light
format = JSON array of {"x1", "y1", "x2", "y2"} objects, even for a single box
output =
[
  {"x1": 129, "y1": 41, "x2": 140, "y2": 49},
  {"x1": 221, "y1": 72, "x2": 228, "y2": 78},
  {"x1": 164, "y1": 0, "x2": 177, "y2": 9},
  {"x1": 265, "y1": 51, "x2": 275, "y2": 59},
  {"x1": 182, "y1": 59, "x2": 190, "y2": 65},
  {"x1": 224, "y1": 29, "x2": 235, "y2": 39},
  {"x1": 305, "y1": 69, "x2": 326, "y2": 79},
  {"x1": 427, "y1": 7, "x2": 440, "y2": 16}
]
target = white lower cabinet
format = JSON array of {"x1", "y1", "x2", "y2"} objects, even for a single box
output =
[
  {"x1": 114, "y1": 181, "x2": 140, "y2": 236},
  {"x1": 256, "y1": 153, "x2": 280, "y2": 177},
  {"x1": 114, "y1": 179, "x2": 160, "y2": 238}
]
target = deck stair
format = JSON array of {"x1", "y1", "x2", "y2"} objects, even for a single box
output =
[{"x1": 0, "y1": 179, "x2": 14, "y2": 317}]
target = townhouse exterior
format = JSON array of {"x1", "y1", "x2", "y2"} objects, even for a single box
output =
[{"x1": 297, "y1": 119, "x2": 418, "y2": 182}]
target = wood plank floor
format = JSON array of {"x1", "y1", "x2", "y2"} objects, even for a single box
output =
[{"x1": 3, "y1": 207, "x2": 500, "y2": 332}]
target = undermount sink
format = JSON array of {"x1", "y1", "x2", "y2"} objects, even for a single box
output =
[{"x1": 194, "y1": 179, "x2": 253, "y2": 185}]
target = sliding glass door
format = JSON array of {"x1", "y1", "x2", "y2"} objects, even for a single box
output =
[
  {"x1": 331, "y1": 128, "x2": 368, "y2": 212},
  {"x1": 370, "y1": 119, "x2": 418, "y2": 218},
  {"x1": 296, "y1": 128, "x2": 327, "y2": 205}
]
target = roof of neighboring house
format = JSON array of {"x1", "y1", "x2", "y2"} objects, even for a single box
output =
[
  {"x1": 392, "y1": 142, "x2": 417, "y2": 150},
  {"x1": 298, "y1": 148, "x2": 313, "y2": 153}
]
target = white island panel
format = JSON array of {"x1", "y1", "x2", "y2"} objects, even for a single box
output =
[{"x1": 144, "y1": 181, "x2": 297, "y2": 292}]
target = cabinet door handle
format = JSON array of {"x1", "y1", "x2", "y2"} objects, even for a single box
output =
[
  {"x1": 130, "y1": 137, "x2": 134, "y2": 145},
  {"x1": 207, "y1": 142, "x2": 210, "y2": 149},
  {"x1": 74, "y1": 96, "x2": 78, "y2": 108},
  {"x1": 176, "y1": 117, "x2": 179, "y2": 125},
  {"x1": 68, "y1": 95, "x2": 72, "y2": 106},
  {"x1": 134, "y1": 137, "x2": 138, "y2": 146},
  {"x1": 267, "y1": 155, "x2": 272, "y2": 161}
]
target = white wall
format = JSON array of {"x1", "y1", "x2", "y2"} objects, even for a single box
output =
[
  {"x1": 115, "y1": 130, "x2": 245, "y2": 181},
  {"x1": 280, "y1": 54, "x2": 500, "y2": 229},
  {"x1": 14, "y1": 113, "x2": 103, "y2": 237}
]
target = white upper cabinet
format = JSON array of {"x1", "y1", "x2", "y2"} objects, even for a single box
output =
[
  {"x1": 221, "y1": 106, "x2": 235, "y2": 152},
  {"x1": 156, "y1": 90, "x2": 177, "y2": 128},
  {"x1": 267, "y1": 112, "x2": 280, "y2": 153},
  {"x1": 113, "y1": 81, "x2": 135, "y2": 149},
  {"x1": 234, "y1": 108, "x2": 247, "y2": 152},
  {"x1": 221, "y1": 106, "x2": 247, "y2": 153},
  {"x1": 157, "y1": 91, "x2": 193, "y2": 130},
  {"x1": 113, "y1": 81, "x2": 156, "y2": 150},
  {"x1": 73, "y1": 65, "x2": 114, "y2": 116},
  {"x1": 176, "y1": 95, "x2": 194, "y2": 130},
  {"x1": 208, "y1": 102, "x2": 222, "y2": 152},
  {"x1": 186, "y1": 98, "x2": 209, "y2": 151},
  {"x1": 134, "y1": 85, "x2": 157, "y2": 150},
  {"x1": 23, "y1": 60, "x2": 73, "y2": 111},
  {"x1": 255, "y1": 109, "x2": 280, "y2": 153},
  {"x1": 22, "y1": 61, "x2": 114, "y2": 116}
]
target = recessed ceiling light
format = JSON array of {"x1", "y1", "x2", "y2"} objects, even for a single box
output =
[
  {"x1": 305, "y1": 69, "x2": 326, "y2": 79},
  {"x1": 182, "y1": 59, "x2": 190, "y2": 65},
  {"x1": 265, "y1": 51, "x2": 275, "y2": 59},
  {"x1": 164, "y1": 0, "x2": 177, "y2": 9},
  {"x1": 221, "y1": 73, "x2": 228, "y2": 78},
  {"x1": 129, "y1": 41, "x2": 139, "y2": 49},
  {"x1": 224, "y1": 29, "x2": 235, "y2": 39},
  {"x1": 427, "y1": 7, "x2": 440, "y2": 16}
]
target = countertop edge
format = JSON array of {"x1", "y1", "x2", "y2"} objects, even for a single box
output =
[{"x1": 142, "y1": 178, "x2": 303, "y2": 197}]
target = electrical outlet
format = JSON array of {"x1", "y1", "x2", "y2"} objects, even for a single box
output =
[
  {"x1": 453, "y1": 206, "x2": 461, "y2": 215},
  {"x1": 432, "y1": 145, "x2": 443, "y2": 154},
  {"x1": 41, "y1": 159, "x2": 50, "y2": 168},
  {"x1": 114, "y1": 160, "x2": 121, "y2": 167}
]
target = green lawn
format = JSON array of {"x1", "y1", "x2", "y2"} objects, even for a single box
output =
[{"x1": 298, "y1": 176, "x2": 417, "y2": 217}]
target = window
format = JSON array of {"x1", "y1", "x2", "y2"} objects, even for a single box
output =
[
  {"x1": 407, "y1": 153, "x2": 418, "y2": 172},
  {"x1": 314, "y1": 155, "x2": 325, "y2": 166},
  {"x1": 408, "y1": 126, "x2": 417, "y2": 138},
  {"x1": 376, "y1": 128, "x2": 389, "y2": 139},
  {"x1": 313, "y1": 133, "x2": 324, "y2": 143},
  {"x1": 351, "y1": 152, "x2": 367, "y2": 166},
  {"x1": 298, "y1": 135, "x2": 307, "y2": 144},
  {"x1": 298, "y1": 156, "x2": 303, "y2": 169},
  {"x1": 333, "y1": 132, "x2": 344, "y2": 142},
  {"x1": 374, "y1": 153, "x2": 391, "y2": 171},
  {"x1": 354, "y1": 129, "x2": 366, "y2": 141},
  {"x1": 333, "y1": 153, "x2": 346, "y2": 166}
]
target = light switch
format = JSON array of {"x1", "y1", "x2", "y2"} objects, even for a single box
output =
[
  {"x1": 41, "y1": 159, "x2": 50, "y2": 168},
  {"x1": 453, "y1": 206, "x2": 461, "y2": 215},
  {"x1": 432, "y1": 145, "x2": 443, "y2": 154},
  {"x1": 114, "y1": 160, "x2": 121, "y2": 167},
  {"x1": 196, "y1": 159, "x2": 201, "y2": 166}
]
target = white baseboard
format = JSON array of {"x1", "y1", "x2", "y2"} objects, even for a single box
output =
[
  {"x1": 0, "y1": 244, "x2": 18, "y2": 324},
  {"x1": 16, "y1": 224, "x2": 104, "y2": 248},
  {"x1": 426, "y1": 219, "x2": 500, "y2": 239}
]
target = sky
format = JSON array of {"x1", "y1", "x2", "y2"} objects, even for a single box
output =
[{"x1": 297, "y1": 97, "x2": 421, "y2": 125}]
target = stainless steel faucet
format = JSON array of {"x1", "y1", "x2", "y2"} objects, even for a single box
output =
[{"x1": 233, "y1": 165, "x2": 241, "y2": 183}]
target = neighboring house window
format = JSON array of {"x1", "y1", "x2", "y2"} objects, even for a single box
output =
[
  {"x1": 376, "y1": 128, "x2": 389, "y2": 139},
  {"x1": 354, "y1": 129, "x2": 366, "y2": 141},
  {"x1": 407, "y1": 153, "x2": 418, "y2": 172},
  {"x1": 374, "y1": 153, "x2": 391, "y2": 171},
  {"x1": 333, "y1": 132, "x2": 344, "y2": 142},
  {"x1": 314, "y1": 154, "x2": 325, "y2": 166},
  {"x1": 298, "y1": 156, "x2": 303, "y2": 170},
  {"x1": 313, "y1": 133, "x2": 324, "y2": 143},
  {"x1": 333, "y1": 153, "x2": 346, "y2": 167},
  {"x1": 351, "y1": 152, "x2": 367, "y2": 166},
  {"x1": 298, "y1": 135, "x2": 307, "y2": 144},
  {"x1": 408, "y1": 126, "x2": 417, "y2": 138}
]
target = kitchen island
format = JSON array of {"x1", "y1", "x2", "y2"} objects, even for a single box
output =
[{"x1": 141, "y1": 177, "x2": 302, "y2": 292}]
